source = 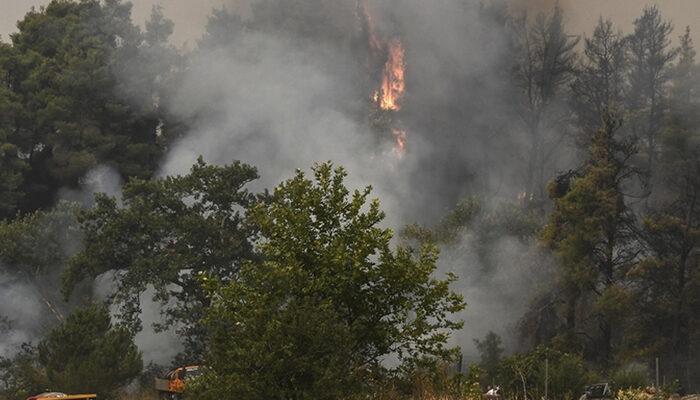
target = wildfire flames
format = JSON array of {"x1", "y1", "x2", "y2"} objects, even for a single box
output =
[
  {"x1": 360, "y1": 0, "x2": 407, "y2": 157},
  {"x1": 375, "y1": 39, "x2": 405, "y2": 112}
]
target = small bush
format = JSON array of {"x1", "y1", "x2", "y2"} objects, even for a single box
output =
[{"x1": 612, "y1": 365, "x2": 649, "y2": 389}]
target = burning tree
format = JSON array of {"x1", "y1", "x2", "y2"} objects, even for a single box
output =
[{"x1": 359, "y1": 0, "x2": 408, "y2": 157}]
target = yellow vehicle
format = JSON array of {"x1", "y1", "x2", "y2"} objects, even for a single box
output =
[
  {"x1": 26, "y1": 393, "x2": 96, "y2": 400},
  {"x1": 154, "y1": 365, "x2": 202, "y2": 399}
]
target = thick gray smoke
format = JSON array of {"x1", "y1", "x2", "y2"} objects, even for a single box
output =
[
  {"x1": 153, "y1": 0, "x2": 552, "y2": 362},
  {"x1": 439, "y1": 233, "x2": 555, "y2": 361},
  {"x1": 0, "y1": 272, "x2": 45, "y2": 357},
  {"x1": 161, "y1": 32, "x2": 415, "y2": 227},
  {"x1": 0, "y1": 0, "x2": 562, "y2": 365},
  {"x1": 161, "y1": 0, "x2": 520, "y2": 221},
  {"x1": 59, "y1": 165, "x2": 124, "y2": 206},
  {"x1": 94, "y1": 272, "x2": 183, "y2": 365},
  {"x1": 0, "y1": 166, "x2": 125, "y2": 360}
]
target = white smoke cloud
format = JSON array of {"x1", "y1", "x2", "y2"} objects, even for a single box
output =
[
  {"x1": 59, "y1": 164, "x2": 124, "y2": 206},
  {"x1": 155, "y1": 0, "x2": 553, "y2": 361},
  {"x1": 0, "y1": 272, "x2": 47, "y2": 357},
  {"x1": 439, "y1": 232, "x2": 554, "y2": 361},
  {"x1": 93, "y1": 272, "x2": 183, "y2": 365},
  {"x1": 3, "y1": 0, "x2": 566, "y2": 368},
  {"x1": 160, "y1": 31, "x2": 420, "y2": 228}
]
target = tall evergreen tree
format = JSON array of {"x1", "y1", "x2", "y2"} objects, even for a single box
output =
[
  {"x1": 627, "y1": 6, "x2": 678, "y2": 182},
  {"x1": 37, "y1": 305, "x2": 142, "y2": 399},
  {"x1": 0, "y1": 0, "x2": 175, "y2": 212},
  {"x1": 510, "y1": 5, "x2": 579, "y2": 201},
  {"x1": 629, "y1": 29, "x2": 700, "y2": 389},
  {"x1": 0, "y1": 43, "x2": 28, "y2": 219},
  {"x1": 543, "y1": 117, "x2": 639, "y2": 367},
  {"x1": 570, "y1": 18, "x2": 627, "y2": 144}
]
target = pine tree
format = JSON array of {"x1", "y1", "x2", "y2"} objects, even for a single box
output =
[
  {"x1": 543, "y1": 117, "x2": 639, "y2": 367},
  {"x1": 570, "y1": 18, "x2": 627, "y2": 144}
]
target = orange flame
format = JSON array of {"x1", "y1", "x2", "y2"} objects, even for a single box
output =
[
  {"x1": 360, "y1": 0, "x2": 408, "y2": 158},
  {"x1": 375, "y1": 39, "x2": 405, "y2": 111}
]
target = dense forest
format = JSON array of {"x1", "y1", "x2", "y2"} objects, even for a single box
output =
[{"x1": 0, "y1": 0, "x2": 699, "y2": 399}]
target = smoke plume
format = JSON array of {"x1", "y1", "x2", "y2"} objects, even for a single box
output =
[{"x1": 152, "y1": 0, "x2": 553, "y2": 362}]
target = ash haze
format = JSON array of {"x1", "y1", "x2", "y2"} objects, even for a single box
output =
[
  {"x1": 1, "y1": 0, "x2": 698, "y2": 371},
  {"x1": 1, "y1": 0, "x2": 699, "y2": 46},
  {"x1": 153, "y1": 0, "x2": 540, "y2": 362}
]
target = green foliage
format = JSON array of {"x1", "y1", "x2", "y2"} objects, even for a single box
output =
[
  {"x1": 0, "y1": 346, "x2": 47, "y2": 400},
  {"x1": 192, "y1": 163, "x2": 465, "y2": 400},
  {"x1": 403, "y1": 197, "x2": 482, "y2": 245},
  {"x1": 64, "y1": 158, "x2": 259, "y2": 360},
  {"x1": 626, "y1": 88, "x2": 700, "y2": 385},
  {"x1": 474, "y1": 331, "x2": 504, "y2": 384},
  {"x1": 0, "y1": 202, "x2": 82, "y2": 325},
  {"x1": 500, "y1": 348, "x2": 595, "y2": 400},
  {"x1": 626, "y1": 5, "x2": 678, "y2": 174},
  {"x1": 37, "y1": 304, "x2": 142, "y2": 399},
  {"x1": 616, "y1": 387, "x2": 668, "y2": 400},
  {"x1": 570, "y1": 17, "x2": 627, "y2": 142},
  {"x1": 403, "y1": 197, "x2": 541, "y2": 275},
  {"x1": 542, "y1": 117, "x2": 638, "y2": 365},
  {"x1": 611, "y1": 365, "x2": 649, "y2": 389},
  {"x1": 0, "y1": 0, "x2": 177, "y2": 212},
  {"x1": 0, "y1": 52, "x2": 28, "y2": 219},
  {"x1": 0, "y1": 201, "x2": 80, "y2": 275}
]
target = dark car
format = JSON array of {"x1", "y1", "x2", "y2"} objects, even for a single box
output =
[{"x1": 579, "y1": 383, "x2": 613, "y2": 400}]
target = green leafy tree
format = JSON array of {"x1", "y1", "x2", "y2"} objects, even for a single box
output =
[
  {"x1": 192, "y1": 163, "x2": 465, "y2": 400},
  {"x1": 543, "y1": 117, "x2": 639, "y2": 367},
  {"x1": 474, "y1": 331, "x2": 504, "y2": 385},
  {"x1": 499, "y1": 347, "x2": 594, "y2": 400},
  {"x1": 0, "y1": 202, "x2": 82, "y2": 324},
  {"x1": 37, "y1": 304, "x2": 142, "y2": 399},
  {"x1": 63, "y1": 158, "x2": 259, "y2": 361},
  {"x1": 0, "y1": 345, "x2": 47, "y2": 400}
]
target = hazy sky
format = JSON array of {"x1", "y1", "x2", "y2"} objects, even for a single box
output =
[{"x1": 1, "y1": 0, "x2": 699, "y2": 47}]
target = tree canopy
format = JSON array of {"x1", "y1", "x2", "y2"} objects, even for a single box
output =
[
  {"x1": 0, "y1": 0, "x2": 175, "y2": 213},
  {"x1": 63, "y1": 157, "x2": 259, "y2": 361},
  {"x1": 37, "y1": 304, "x2": 142, "y2": 399},
  {"x1": 192, "y1": 163, "x2": 465, "y2": 400}
]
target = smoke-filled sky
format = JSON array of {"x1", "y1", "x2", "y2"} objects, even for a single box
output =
[{"x1": 1, "y1": 0, "x2": 699, "y2": 47}]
